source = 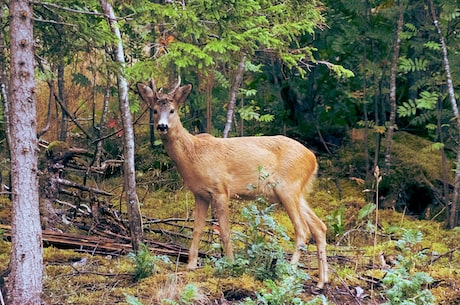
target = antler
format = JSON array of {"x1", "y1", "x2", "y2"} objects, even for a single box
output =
[
  {"x1": 150, "y1": 78, "x2": 157, "y2": 92},
  {"x1": 171, "y1": 75, "x2": 181, "y2": 93}
]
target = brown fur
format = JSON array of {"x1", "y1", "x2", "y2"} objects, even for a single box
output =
[{"x1": 137, "y1": 80, "x2": 328, "y2": 289}]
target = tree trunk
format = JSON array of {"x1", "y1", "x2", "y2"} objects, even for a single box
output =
[
  {"x1": 384, "y1": 2, "x2": 404, "y2": 173},
  {"x1": 94, "y1": 71, "x2": 111, "y2": 169},
  {"x1": 223, "y1": 55, "x2": 246, "y2": 138},
  {"x1": 100, "y1": 0, "x2": 144, "y2": 250},
  {"x1": 7, "y1": 0, "x2": 43, "y2": 303},
  {"x1": 58, "y1": 62, "x2": 68, "y2": 141},
  {"x1": 429, "y1": 0, "x2": 459, "y2": 228}
]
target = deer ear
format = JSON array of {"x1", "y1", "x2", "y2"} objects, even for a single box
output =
[
  {"x1": 173, "y1": 84, "x2": 192, "y2": 105},
  {"x1": 137, "y1": 83, "x2": 155, "y2": 102}
]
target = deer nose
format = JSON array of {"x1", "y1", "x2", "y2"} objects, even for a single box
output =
[{"x1": 157, "y1": 124, "x2": 169, "y2": 132}]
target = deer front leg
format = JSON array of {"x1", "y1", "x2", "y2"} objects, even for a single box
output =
[
  {"x1": 187, "y1": 196, "x2": 209, "y2": 269},
  {"x1": 212, "y1": 194, "x2": 233, "y2": 262}
]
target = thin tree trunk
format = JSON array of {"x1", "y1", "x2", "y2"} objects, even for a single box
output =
[
  {"x1": 100, "y1": 0, "x2": 143, "y2": 251},
  {"x1": 362, "y1": 46, "x2": 370, "y2": 178},
  {"x1": 223, "y1": 55, "x2": 246, "y2": 138},
  {"x1": 384, "y1": 2, "x2": 404, "y2": 173},
  {"x1": 37, "y1": 81, "x2": 53, "y2": 138},
  {"x1": 58, "y1": 62, "x2": 68, "y2": 141},
  {"x1": 437, "y1": 98, "x2": 450, "y2": 222},
  {"x1": 205, "y1": 74, "x2": 214, "y2": 133},
  {"x1": 7, "y1": 0, "x2": 43, "y2": 303},
  {"x1": 429, "y1": 0, "x2": 459, "y2": 228},
  {"x1": 239, "y1": 97, "x2": 244, "y2": 136},
  {"x1": 95, "y1": 71, "x2": 111, "y2": 168}
]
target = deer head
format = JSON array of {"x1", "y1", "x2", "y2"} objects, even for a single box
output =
[{"x1": 137, "y1": 77, "x2": 192, "y2": 134}]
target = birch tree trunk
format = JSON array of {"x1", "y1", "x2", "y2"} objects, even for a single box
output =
[
  {"x1": 100, "y1": 0, "x2": 143, "y2": 250},
  {"x1": 384, "y1": 2, "x2": 404, "y2": 173},
  {"x1": 223, "y1": 55, "x2": 246, "y2": 138},
  {"x1": 7, "y1": 0, "x2": 43, "y2": 303},
  {"x1": 429, "y1": 0, "x2": 459, "y2": 228}
]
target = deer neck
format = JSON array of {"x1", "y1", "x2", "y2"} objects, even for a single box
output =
[{"x1": 160, "y1": 123, "x2": 196, "y2": 165}]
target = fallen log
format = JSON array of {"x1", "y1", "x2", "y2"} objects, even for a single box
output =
[{"x1": 0, "y1": 224, "x2": 202, "y2": 262}]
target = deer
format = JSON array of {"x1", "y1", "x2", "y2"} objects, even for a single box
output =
[{"x1": 137, "y1": 78, "x2": 329, "y2": 290}]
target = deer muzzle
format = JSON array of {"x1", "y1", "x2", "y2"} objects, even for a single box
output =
[{"x1": 157, "y1": 123, "x2": 169, "y2": 133}]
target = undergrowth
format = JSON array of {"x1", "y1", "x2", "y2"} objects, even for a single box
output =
[{"x1": 381, "y1": 229, "x2": 435, "y2": 305}]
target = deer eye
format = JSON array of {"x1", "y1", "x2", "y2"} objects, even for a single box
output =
[
  {"x1": 153, "y1": 109, "x2": 158, "y2": 114},
  {"x1": 170, "y1": 109, "x2": 175, "y2": 114}
]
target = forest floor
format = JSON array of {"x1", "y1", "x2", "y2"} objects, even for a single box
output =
[{"x1": 1, "y1": 183, "x2": 460, "y2": 305}]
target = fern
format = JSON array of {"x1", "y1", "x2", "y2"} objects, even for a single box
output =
[
  {"x1": 214, "y1": 70, "x2": 230, "y2": 88},
  {"x1": 417, "y1": 91, "x2": 438, "y2": 109},
  {"x1": 397, "y1": 91, "x2": 438, "y2": 124},
  {"x1": 424, "y1": 41, "x2": 441, "y2": 51},
  {"x1": 398, "y1": 57, "x2": 428, "y2": 73},
  {"x1": 397, "y1": 100, "x2": 417, "y2": 117}
]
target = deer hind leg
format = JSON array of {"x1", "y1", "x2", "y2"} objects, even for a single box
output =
[
  {"x1": 187, "y1": 195, "x2": 210, "y2": 269},
  {"x1": 278, "y1": 191, "x2": 328, "y2": 289},
  {"x1": 300, "y1": 197, "x2": 328, "y2": 289},
  {"x1": 211, "y1": 193, "x2": 234, "y2": 262},
  {"x1": 276, "y1": 191, "x2": 310, "y2": 265}
]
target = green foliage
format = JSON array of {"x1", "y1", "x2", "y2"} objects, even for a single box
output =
[
  {"x1": 162, "y1": 284, "x2": 201, "y2": 305},
  {"x1": 128, "y1": 244, "x2": 169, "y2": 281},
  {"x1": 397, "y1": 91, "x2": 439, "y2": 128},
  {"x1": 214, "y1": 202, "x2": 291, "y2": 281},
  {"x1": 72, "y1": 73, "x2": 91, "y2": 87},
  {"x1": 381, "y1": 230, "x2": 435, "y2": 305},
  {"x1": 244, "y1": 277, "x2": 328, "y2": 305},
  {"x1": 357, "y1": 202, "x2": 376, "y2": 222},
  {"x1": 424, "y1": 41, "x2": 441, "y2": 51},
  {"x1": 238, "y1": 103, "x2": 275, "y2": 123},
  {"x1": 330, "y1": 63, "x2": 355, "y2": 79},
  {"x1": 398, "y1": 57, "x2": 428, "y2": 73},
  {"x1": 400, "y1": 23, "x2": 417, "y2": 40},
  {"x1": 326, "y1": 204, "x2": 345, "y2": 236},
  {"x1": 124, "y1": 293, "x2": 144, "y2": 305},
  {"x1": 327, "y1": 202, "x2": 376, "y2": 240}
]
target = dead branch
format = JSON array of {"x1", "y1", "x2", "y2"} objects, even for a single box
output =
[
  {"x1": 55, "y1": 177, "x2": 113, "y2": 196},
  {"x1": 54, "y1": 199, "x2": 91, "y2": 214},
  {"x1": 431, "y1": 246, "x2": 460, "y2": 264}
]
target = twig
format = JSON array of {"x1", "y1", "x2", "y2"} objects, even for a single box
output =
[
  {"x1": 431, "y1": 246, "x2": 460, "y2": 264},
  {"x1": 0, "y1": 288, "x2": 5, "y2": 305},
  {"x1": 336, "y1": 228, "x2": 388, "y2": 247},
  {"x1": 34, "y1": 1, "x2": 106, "y2": 16}
]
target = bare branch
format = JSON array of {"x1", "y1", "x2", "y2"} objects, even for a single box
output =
[{"x1": 34, "y1": 1, "x2": 105, "y2": 16}]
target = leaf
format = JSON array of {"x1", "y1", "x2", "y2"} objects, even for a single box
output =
[
  {"x1": 431, "y1": 142, "x2": 444, "y2": 151},
  {"x1": 108, "y1": 118, "x2": 118, "y2": 129},
  {"x1": 397, "y1": 99, "x2": 417, "y2": 117},
  {"x1": 424, "y1": 41, "x2": 441, "y2": 51},
  {"x1": 259, "y1": 114, "x2": 275, "y2": 122},
  {"x1": 123, "y1": 293, "x2": 144, "y2": 305},
  {"x1": 72, "y1": 73, "x2": 91, "y2": 87},
  {"x1": 358, "y1": 203, "x2": 376, "y2": 221},
  {"x1": 416, "y1": 91, "x2": 438, "y2": 110}
]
